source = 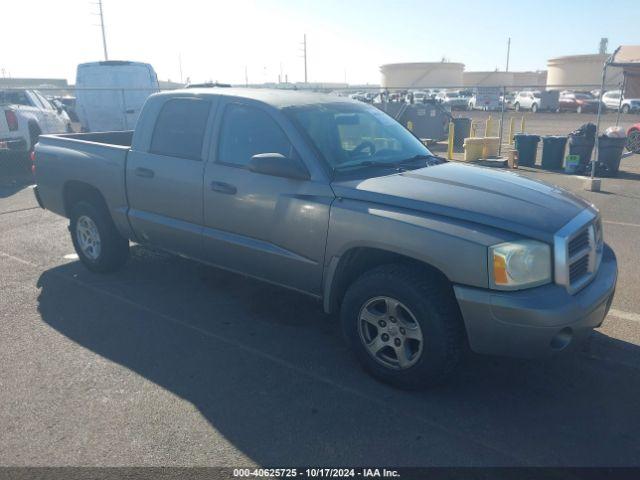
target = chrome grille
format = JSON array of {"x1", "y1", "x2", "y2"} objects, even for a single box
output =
[{"x1": 554, "y1": 210, "x2": 603, "y2": 294}]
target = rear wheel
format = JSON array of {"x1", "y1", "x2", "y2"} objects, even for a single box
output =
[
  {"x1": 531, "y1": 103, "x2": 538, "y2": 113},
  {"x1": 341, "y1": 264, "x2": 465, "y2": 389},
  {"x1": 577, "y1": 105, "x2": 583, "y2": 114},
  {"x1": 622, "y1": 104, "x2": 630, "y2": 114},
  {"x1": 70, "y1": 201, "x2": 129, "y2": 273}
]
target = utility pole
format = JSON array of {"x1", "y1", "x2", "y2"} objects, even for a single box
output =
[
  {"x1": 178, "y1": 53, "x2": 183, "y2": 84},
  {"x1": 505, "y1": 37, "x2": 511, "y2": 72},
  {"x1": 245, "y1": 66, "x2": 249, "y2": 87},
  {"x1": 97, "y1": 0, "x2": 108, "y2": 60},
  {"x1": 302, "y1": 34, "x2": 308, "y2": 84}
]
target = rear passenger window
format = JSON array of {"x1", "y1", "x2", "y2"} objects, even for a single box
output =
[
  {"x1": 218, "y1": 103, "x2": 293, "y2": 167},
  {"x1": 150, "y1": 98, "x2": 210, "y2": 160}
]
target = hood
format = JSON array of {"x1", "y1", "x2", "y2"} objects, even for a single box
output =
[{"x1": 331, "y1": 162, "x2": 593, "y2": 241}]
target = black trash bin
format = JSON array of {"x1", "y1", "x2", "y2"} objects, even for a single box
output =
[
  {"x1": 568, "y1": 135, "x2": 595, "y2": 170},
  {"x1": 595, "y1": 136, "x2": 627, "y2": 176},
  {"x1": 541, "y1": 136, "x2": 568, "y2": 170},
  {"x1": 452, "y1": 117, "x2": 471, "y2": 148},
  {"x1": 514, "y1": 134, "x2": 540, "y2": 167}
]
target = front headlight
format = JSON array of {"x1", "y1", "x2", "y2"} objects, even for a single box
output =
[{"x1": 489, "y1": 240, "x2": 551, "y2": 290}]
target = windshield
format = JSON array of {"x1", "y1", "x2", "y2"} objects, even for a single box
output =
[
  {"x1": 447, "y1": 92, "x2": 459, "y2": 98},
  {"x1": 284, "y1": 102, "x2": 434, "y2": 175}
]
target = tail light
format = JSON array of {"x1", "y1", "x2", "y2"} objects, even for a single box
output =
[{"x1": 5, "y1": 110, "x2": 18, "y2": 131}]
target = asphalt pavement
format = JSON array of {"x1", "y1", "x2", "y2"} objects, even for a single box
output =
[{"x1": 1, "y1": 136, "x2": 640, "y2": 466}]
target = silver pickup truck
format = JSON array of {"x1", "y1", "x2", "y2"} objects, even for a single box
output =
[{"x1": 33, "y1": 88, "x2": 617, "y2": 389}]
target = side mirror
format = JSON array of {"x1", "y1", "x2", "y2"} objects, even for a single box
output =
[{"x1": 248, "y1": 153, "x2": 310, "y2": 180}]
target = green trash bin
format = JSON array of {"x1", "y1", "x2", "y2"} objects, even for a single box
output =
[
  {"x1": 541, "y1": 136, "x2": 568, "y2": 170},
  {"x1": 596, "y1": 136, "x2": 627, "y2": 177},
  {"x1": 568, "y1": 135, "x2": 595, "y2": 171},
  {"x1": 514, "y1": 134, "x2": 540, "y2": 167}
]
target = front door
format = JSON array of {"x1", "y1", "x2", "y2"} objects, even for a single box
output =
[
  {"x1": 126, "y1": 96, "x2": 215, "y2": 258},
  {"x1": 202, "y1": 101, "x2": 333, "y2": 295}
]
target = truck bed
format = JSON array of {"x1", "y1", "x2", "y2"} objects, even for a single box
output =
[{"x1": 34, "y1": 130, "x2": 135, "y2": 239}]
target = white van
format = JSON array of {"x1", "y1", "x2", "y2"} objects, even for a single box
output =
[{"x1": 75, "y1": 61, "x2": 159, "y2": 132}]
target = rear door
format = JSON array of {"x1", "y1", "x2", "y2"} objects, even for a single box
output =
[
  {"x1": 201, "y1": 100, "x2": 333, "y2": 295},
  {"x1": 126, "y1": 96, "x2": 215, "y2": 258}
]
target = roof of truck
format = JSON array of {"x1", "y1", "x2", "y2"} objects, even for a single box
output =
[{"x1": 155, "y1": 88, "x2": 359, "y2": 109}]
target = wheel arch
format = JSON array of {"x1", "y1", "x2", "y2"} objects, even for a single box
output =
[
  {"x1": 62, "y1": 180, "x2": 110, "y2": 218},
  {"x1": 323, "y1": 247, "x2": 452, "y2": 314}
]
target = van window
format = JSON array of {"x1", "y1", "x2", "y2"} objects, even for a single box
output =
[
  {"x1": 150, "y1": 98, "x2": 210, "y2": 160},
  {"x1": 218, "y1": 104, "x2": 293, "y2": 167}
]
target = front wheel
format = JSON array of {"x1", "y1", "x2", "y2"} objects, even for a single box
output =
[
  {"x1": 70, "y1": 201, "x2": 129, "y2": 273},
  {"x1": 514, "y1": 102, "x2": 520, "y2": 112},
  {"x1": 531, "y1": 103, "x2": 538, "y2": 113},
  {"x1": 341, "y1": 264, "x2": 465, "y2": 389},
  {"x1": 577, "y1": 105, "x2": 583, "y2": 114},
  {"x1": 622, "y1": 104, "x2": 630, "y2": 114}
]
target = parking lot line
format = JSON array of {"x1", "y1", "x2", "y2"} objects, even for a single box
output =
[
  {"x1": 0, "y1": 248, "x2": 525, "y2": 465},
  {"x1": 608, "y1": 309, "x2": 640, "y2": 324},
  {"x1": 603, "y1": 220, "x2": 640, "y2": 229}
]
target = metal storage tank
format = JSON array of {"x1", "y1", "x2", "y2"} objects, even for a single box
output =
[
  {"x1": 547, "y1": 54, "x2": 623, "y2": 90},
  {"x1": 463, "y1": 71, "x2": 514, "y2": 87},
  {"x1": 380, "y1": 62, "x2": 464, "y2": 89}
]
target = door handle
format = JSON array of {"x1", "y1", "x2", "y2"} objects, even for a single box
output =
[
  {"x1": 134, "y1": 167, "x2": 155, "y2": 178},
  {"x1": 210, "y1": 181, "x2": 237, "y2": 195}
]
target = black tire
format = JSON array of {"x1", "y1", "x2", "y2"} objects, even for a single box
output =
[
  {"x1": 69, "y1": 200, "x2": 129, "y2": 273},
  {"x1": 622, "y1": 104, "x2": 630, "y2": 114},
  {"x1": 577, "y1": 105, "x2": 583, "y2": 114},
  {"x1": 531, "y1": 103, "x2": 538, "y2": 113},
  {"x1": 340, "y1": 264, "x2": 465, "y2": 389},
  {"x1": 514, "y1": 102, "x2": 520, "y2": 112}
]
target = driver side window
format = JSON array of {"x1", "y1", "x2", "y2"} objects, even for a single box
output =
[{"x1": 218, "y1": 103, "x2": 294, "y2": 168}]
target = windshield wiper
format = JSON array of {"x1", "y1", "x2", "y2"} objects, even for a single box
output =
[{"x1": 334, "y1": 153, "x2": 445, "y2": 172}]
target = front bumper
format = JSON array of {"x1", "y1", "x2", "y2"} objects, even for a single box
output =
[{"x1": 454, "y1": 244, "x2": 617, "y2": 358}]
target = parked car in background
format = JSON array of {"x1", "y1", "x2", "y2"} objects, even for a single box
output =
[
  {"x1": 0, "y1": 89, "x2": 72, "y2": 157},
  {"x1": 513, "y1": 91, "x2": 539, "y2": 112},
  {"x1": 602, "y1": 90, "x2": 640, "y2": 113},
  {"x1": 558, "y1": 92, "x2": 601, "y2": 113},
  {"x1": 501, "y1": 92, "x2": 517, "y2": 109},
  {"x1": 468, "y1": 88, "x2": 501, "y2": 111},
  {"x1": 436, "y1": 91, "x2": 469, "y2": 110},
  {"x1": 75, "y1": 60, "x2": 159, "y2": 132},
  {"x1": 33, "y1": 88, "x2": 617, "y2": 389},
  {"x1": 627, "y1": 123, "x2": 640, "y2": 153},
  {"x1": 412, "y1": 91, "x2": 429, "y2": 103},
  {"x1": 513, "y1": 90, "x2": 559, "y2": 113}
]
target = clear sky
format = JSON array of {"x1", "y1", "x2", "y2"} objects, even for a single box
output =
[{"x1": 2, "y1": 0, "x2": 638, "y2": 85}]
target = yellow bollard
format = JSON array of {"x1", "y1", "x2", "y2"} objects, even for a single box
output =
[
  {"x1": 407, "y1": 120, "x2": 414, "y2": 131},
  {"x1": 520, "y1": 116, "x2": 525, "y2": 133},
  {"x1": 485, "y1": 116, "x2": 493, "y2": 137},
  {"x1": 508, "y1": 117, "x2": 515, "y2": 145},
  {"x1": 448, "y1": 121, "x2": 455, "y2": 160}
]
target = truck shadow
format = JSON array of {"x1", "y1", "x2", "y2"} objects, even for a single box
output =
[{"x1": 35, "y1": 247, "x2": 640, "y2": 465}]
